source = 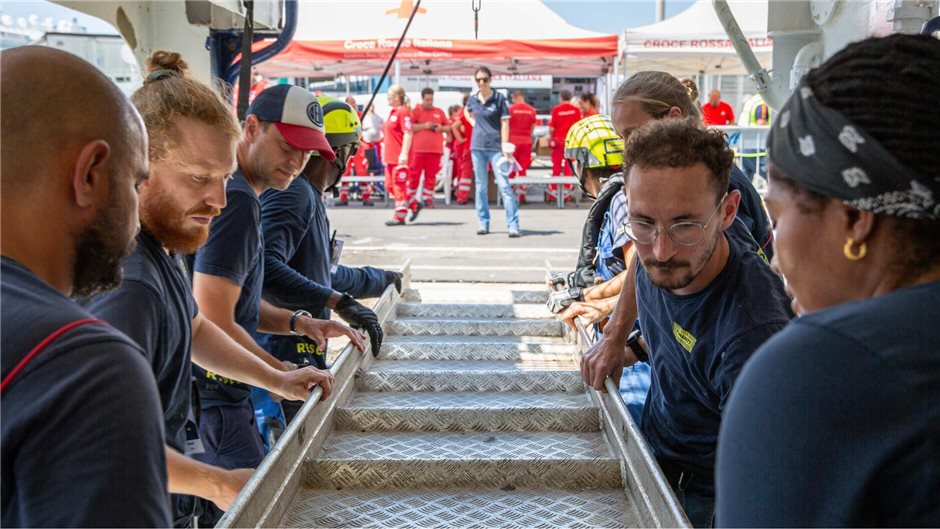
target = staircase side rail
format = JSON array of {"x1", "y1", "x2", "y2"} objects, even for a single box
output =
[
  {"x1": 217, "y1": 260, "x2": 412, "y2": 528},
  {"x1": 548, "y1": 274, "x2": 690, "y2": 528}
]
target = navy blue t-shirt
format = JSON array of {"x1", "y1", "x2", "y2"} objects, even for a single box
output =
[
  {"x1": 717, "y1": 281, "x2": 940, "y2": 527},
  {"x1": 466, "y1": 89, "x2": 510, "y2": 151},
  {"x1": 636, "y1": 222, "x2": 792, "y2": 475},
  {"x1": 3, "y1": 257, "x2": 171, "y2": 527},
  {"x1": 259, "y1": 176, "x2": 385, "y2": 368},
  {"x1": 84, "y1": 230, "x2": 198, "y2": 454},
  {"x1": 191, "y1": 169, "x2": 261, "y2": 407}
]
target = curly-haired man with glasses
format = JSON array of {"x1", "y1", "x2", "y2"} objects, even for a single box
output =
[{"x1": 617, "y1": 117, "x2": 792, "y2": 527}]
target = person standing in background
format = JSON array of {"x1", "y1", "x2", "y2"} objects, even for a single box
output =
[
  {"x1": 579, "y1": 93, "x2": 600, "y2": 117},
  {"x1": 701, "y1": 89, "x2": 735, "y2": 125},
  {"x1": 465, "y1": 66, "x2": 520, "y2": 237},
  {"x1": 548, "y1": 90, "x2": 582, "y2": 201},
  {"x1": 409, "y1": 87, "x2": 448, "y2": 210},
  {"x1": 382, "y1": 85, "x2": 414, "y2": 225},
  {"x1": 455, "y1": 93, "x2": 475, "y2": 205},
  {"x1": 508, "y1": 90, "x2": 538, "y2": 205}
]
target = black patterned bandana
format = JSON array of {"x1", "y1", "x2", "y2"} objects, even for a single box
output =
[{"x1": 768, "y1": 81, "x2": 939, "y2": 221}]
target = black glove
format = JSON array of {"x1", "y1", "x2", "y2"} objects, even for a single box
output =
[
  {"x1": 334, "y1": 293, "x2": 383, "y2": 357},
  {"x1": 384, "y1": 271, "x2": 403, "y2": 293},
  {"x1": 548, "y1": 273, "x2": 568, "y2": 289}
]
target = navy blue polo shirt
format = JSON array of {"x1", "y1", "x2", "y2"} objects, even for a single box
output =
[
  {"x1": 84, "y1": 230, "x2": 199, "y2": 455},
  {"x1": 191, "y1": 169, "x2": 261, "y2": 407},
  {"x1": 635, "y1": 222, "x2": 792, "y2": 476},
  {"x1": 718, "y1": 280, "x2": 940, "y2": 527},
  {"x1": 259, "y1": 176, "x2": 385, "y2": 368},
  {"x1": 2, "y1": 257, "x2": 171, "y2": 528},
  {"x1": 466, "y1": 89, "x2": 510, "y2": 151}
]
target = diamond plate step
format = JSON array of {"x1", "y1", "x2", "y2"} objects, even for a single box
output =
[
  {"x1": 281, "y1": 487, "x2": 638, "y2": 528},
  {"x1": 381, "y1": 336, "x2": 576, "y2": 361},
  {"x1": 304, "y1": 432, "x2": 621, "y2": 489},
  {"x1": 403, "y1": 285, "x2": 549, "y2": 304},
  {"x1": 397, "y1": 302, "x2": 554, "y2": 319},
  {"x1": 357, "y1": 360, "x2": 584, "y2": 392},
  {"x1": 387, "y1": 318, "x2": 564, "y2": 337},
  {"x1": 335, "y1": 392, "x2": 599, "y2": 432}
]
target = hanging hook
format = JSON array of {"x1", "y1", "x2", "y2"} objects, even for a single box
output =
[{"x1": 472, "y1": 0, "x2": 481, "y2": 39}]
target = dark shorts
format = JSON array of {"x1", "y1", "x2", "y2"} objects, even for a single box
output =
[{"x1": 194, "y1": 400, "x2": 266, "y2": 470}]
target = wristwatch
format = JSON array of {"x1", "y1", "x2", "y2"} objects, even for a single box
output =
[
  {"x1": 289, "y1": 310, "x2": 313, "y2": 336},
  {"x1": 626, "y1": 329, "x2": 649, "y2": 363}
]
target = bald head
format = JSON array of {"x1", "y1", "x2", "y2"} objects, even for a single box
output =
[{"x1": 1, "y1": 46, "x2": 146, "y2": 191}]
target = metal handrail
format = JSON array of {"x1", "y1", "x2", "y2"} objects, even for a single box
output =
[
  {"x1": 548, "y1": 276, "x2": 690, "y2": 528},
  {"x1": 217, "y1": 259, "x2": 412, "y2": 527}
]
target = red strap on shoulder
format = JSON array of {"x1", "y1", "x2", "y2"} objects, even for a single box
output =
[{"x1": 1, "y1": 318, "x2": 104, "y2": 394}]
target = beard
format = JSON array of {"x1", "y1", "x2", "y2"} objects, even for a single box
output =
[
  {"x1": 139, "y1": 181, "x2": 220, "y2": 255},
  {"x1": 641, "y1": 231, "x2": 721, "y2": 291},
  {"x1": 72, "y1": 194, "x2": 137, "y2": 298}
]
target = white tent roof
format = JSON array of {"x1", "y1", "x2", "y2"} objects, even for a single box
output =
[
  {"x1": 257, "y1": 0, "x2": 618, "y2": 77},
  {"x1": 620, "y1": 0, "x2": 771, "y2": 76}
]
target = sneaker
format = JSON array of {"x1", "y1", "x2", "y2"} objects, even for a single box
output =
[
  {"x1": 362, "y1": 199, "x2": 374, "y2": 207},
  {"x1": 408, "y1": 202, "x2": 423, "y2": 222},
  {"x1": 334, "y1": 200, "x2": 349, "y2": 207},
  {"x1": 476, "y1": 227, "x2": 489, "y2": 235},
  {"x1": 385, "y1": 219, "x2": 406, "y2": 226},
  {"x1": 508, "y1": 230, "x2": 522, "y2": 238}
]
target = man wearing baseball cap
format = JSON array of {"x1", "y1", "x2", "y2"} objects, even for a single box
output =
[{"x1": 190, "y1": 84, "x2": 362, "y2": 524}]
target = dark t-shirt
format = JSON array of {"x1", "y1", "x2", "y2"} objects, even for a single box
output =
[
  {"x1": 83, "y1": 230, "x2": 198, "y2": 454},
  {"x1": 728, "y1": 164, "x2": 773, "y2": 260},
  {"x1": 191, "y1": 169, "x2": 260, "y2": 407},
  {"x1": 466, "y1": 90, "x2": 510, "y2": 151},
  {"x1": 259, "y1": 177, "x2": 385, "y2": 367},
  {"x1": 636, "y1": 224, "x2": 792, "y2": 475},
  {"x1": 3, "y1": 257, "x2": 171, "y2": 527},
  {"x1": 717, "y1": 281, "x2": 940, "y2": 527}
]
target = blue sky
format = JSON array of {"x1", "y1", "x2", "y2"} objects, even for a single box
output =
[{"x1": 2, "y1": 1, "x2": 696, "y2": 35}]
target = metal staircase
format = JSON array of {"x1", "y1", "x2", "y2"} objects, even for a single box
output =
[{"x1": 219, "y1": 268, "x2": 688, "y2": 528}]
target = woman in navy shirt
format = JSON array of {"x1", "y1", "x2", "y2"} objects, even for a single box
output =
[
  {"x1": 464, "y1": 66, "x2": 520, "y2": 237},
  {"x1": 717, "y1": 35, "x2": 940, "y2": 528}
]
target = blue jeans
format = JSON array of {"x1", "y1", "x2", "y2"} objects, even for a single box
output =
[
  {"x1": 619, "y1": 362, "x2": 652, "y2": 425},
  {"x1": 471, "y1": 149, "x2": 519, "y2": 232}
]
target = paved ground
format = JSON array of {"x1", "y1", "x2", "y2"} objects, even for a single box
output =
[{"x1": 329, "y1": 200, "x2": 588, "y2": 283}]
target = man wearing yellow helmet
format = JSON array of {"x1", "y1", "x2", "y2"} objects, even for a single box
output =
[{"x1": 258, "y1": 96, "x2": 402, "y2": 423}]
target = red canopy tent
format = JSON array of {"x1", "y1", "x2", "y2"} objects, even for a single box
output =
[{"x1": 255, "y1": 0, "x2": 618, "y2": 78}]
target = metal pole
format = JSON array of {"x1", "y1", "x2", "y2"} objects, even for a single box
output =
[
  {"x1": 656, "y1": 0, "x2": 665, "y2": 22},
  {"x1": 394, "y1": 60, "x2": 401, "y2": 86}
]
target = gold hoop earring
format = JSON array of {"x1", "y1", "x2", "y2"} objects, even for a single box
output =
[{"x1": 843, "y1": 238, "x2": 867, "y2": 261}]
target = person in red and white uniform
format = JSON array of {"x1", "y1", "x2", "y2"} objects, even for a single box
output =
[
  {"x1": 409, "y1": 88, "x2": 449, "y2": 210},
  {"x1": 508, "y1": 90, "x2": 538, "y2": 204},
  {"x1": 454, "y1": 93, "x2": 475, "y2": 205},
  {"x1": 579, "y1": 92, "x2": 600, "y2": 117},
  {"x1": 336, "y1": 95, "x2": 373, "y2": 206},
  {"x1": 548, "y1": 90, "x2": 581, "y2": 200},
  {"x1": 701, "y1": 89, "x2": 736, "y2": 125},
  {"x1": 382, "y1": 85, "x2": 414, "y2": 225}
]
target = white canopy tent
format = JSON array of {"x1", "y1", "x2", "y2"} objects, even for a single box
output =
[{"x1": 616, "y1": 0, "x2": 771, "y2": 78}]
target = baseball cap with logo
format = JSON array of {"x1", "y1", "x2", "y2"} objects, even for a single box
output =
[{"x1": 247, "y1": 84, "x2": 336, "y2": 160}]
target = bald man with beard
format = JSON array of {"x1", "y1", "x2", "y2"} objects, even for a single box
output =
[{"x1": 0, "y1": 47, "x2": 170, "y2": 526}]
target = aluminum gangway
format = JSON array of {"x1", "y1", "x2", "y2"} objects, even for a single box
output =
[{"x1": 218, "y1": 262, "x2": 689, "y2": 528}]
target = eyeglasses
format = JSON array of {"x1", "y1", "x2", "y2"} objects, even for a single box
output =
[
  {"x1": 623, "y1": 194, "x2": 727, "y2": 246},
  {"x1": 475, "y1": 77, "x2": 490, "y2": 83}
]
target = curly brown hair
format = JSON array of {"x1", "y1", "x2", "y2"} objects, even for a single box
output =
[{"x1": 622, "y1": 117, "x2": 733, "y2": 202}]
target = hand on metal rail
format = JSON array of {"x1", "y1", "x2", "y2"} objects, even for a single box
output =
[
  {"x1": 335, "y1": 293, "x2": 384, "y2": 357},
  {"x1": 211, "y1": 467, "x2": 254, "y2": 511},
  {"x1": 384, "y1": 270, "x2": 403, "y2": 293},
  {"x1": 559, "y1": 301, "x2": 608, "y2": 330},
  {"x1": 275, "y1": 366, "x2": 334, "y2": 402},
  {"x1": 295, "y1": 317, "x2": 366, "y2": 353},
  {"x1": 580, "y1": 335, "x2": 638, "y2": 393}
]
